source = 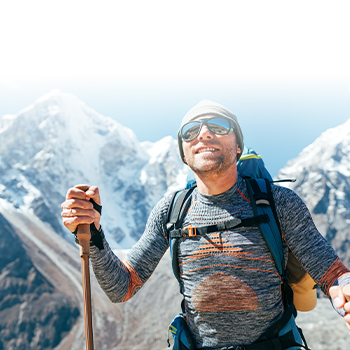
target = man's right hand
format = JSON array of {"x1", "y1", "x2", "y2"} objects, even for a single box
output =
[{"x1": 61, "y1": 185, "x2": 101, "y2": 233}]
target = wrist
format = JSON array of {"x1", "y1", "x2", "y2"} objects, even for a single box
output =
[{"x1": 90, "y1": 224, "x2": 104, "y2": 250}]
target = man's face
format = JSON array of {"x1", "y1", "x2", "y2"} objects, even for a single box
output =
[{"x1": 182, "y1": 115, "x2": 241, "y2": 176}]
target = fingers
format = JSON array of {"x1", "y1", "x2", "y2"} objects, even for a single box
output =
[
  {"x1": 61, "y1": 185, "x2": 101, "y2": 232},
  {"x1": 61, "y1": 205, "x2": 96, "y2": 233},
  {"x1": 344, "y1": 286, "x2": 350, "y2": 316},
  {"x1": 330, "y1": 285, "x2": 350, "y2": 331},
  {"x1": 66, "y1": 186, "x2": 89, "y2": 200},
  {"x1": 343, "y1": 285, "x2": 350, "y2": 302},
  {"x1": 67, "y1": 185, "x2": 101, "y2": 205},
  {"x1": 330, "y1": 286, "x2": 346, "y2": 309},
  {"x1": 85, "y1": 186, "x2": 101, "y2": 205},
  {"x1": 61, "y1": 208, "x2": 95, "y2": 232},
  {"x1": 63, "y1": 197, "x2": 93, "y2": 209},
  {"x1": 344, "y1": 314, "x2": 350, "y2": 331},
  {"x1": 61, "y1": 208, "x2": 95, "y2": 219}
]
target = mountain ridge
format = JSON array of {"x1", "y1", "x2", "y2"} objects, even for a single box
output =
[{"x1": 0, "y1": 90, "x2": 187, "y2": 249}]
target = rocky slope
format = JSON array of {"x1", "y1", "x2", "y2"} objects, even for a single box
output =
[
  {"x1": 0, "y1": 212, "x2": 79, "y2": 350},
  {"x1": 0, "y1": 200, "x2": 182, "y2": 350}
]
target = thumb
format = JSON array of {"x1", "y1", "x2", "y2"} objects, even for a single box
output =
[
  {"x1": 85, "y1": 186, "x2": 101, "y2": 206},
  {"x1": 329, "y1": 286, "x2": 346, "y2": 309}
]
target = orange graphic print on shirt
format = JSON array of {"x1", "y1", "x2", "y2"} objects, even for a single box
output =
[
  {"x1": 180, "y1": 233, "x2": 260, "y2": 312},
  {"x1": 181, "y1": 233, "x2": 252, "y2": 264},
  {"x1": 193, "y1": 272, "x2": 258, "y2": 312}
]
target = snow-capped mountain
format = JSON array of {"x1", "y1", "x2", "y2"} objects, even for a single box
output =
[
  {"x1": 0, "y1": 90, "x2": 188, "y2": 249},
  {"x1": 277, "y1": 118, "x2": 350, "y2": 265},
  {"x1": 0, "y1": 90, "x2": 187, "y2": 349}
]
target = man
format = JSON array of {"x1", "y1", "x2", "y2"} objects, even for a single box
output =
[{"x1": 62, "y1": 100, "x2": 350, "y2": 349}]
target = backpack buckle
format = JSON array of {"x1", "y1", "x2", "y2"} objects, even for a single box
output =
[{"x1": 188, "y1": 225, "x2": 197, "y2": 237}]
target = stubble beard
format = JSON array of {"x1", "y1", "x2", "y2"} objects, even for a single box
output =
[{"x1": 188, "y1": 143, "x2": 238, "y2": 177}]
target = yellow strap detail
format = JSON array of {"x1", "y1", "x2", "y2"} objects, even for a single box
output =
[{"x1": 239, "y1": 154, "x2": 262, "y2": 161}]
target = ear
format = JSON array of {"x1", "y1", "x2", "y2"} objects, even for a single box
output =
[{"x1": 237, "y1": 145, "x2": 242, "y2": 154}]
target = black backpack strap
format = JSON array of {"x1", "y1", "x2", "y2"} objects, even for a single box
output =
[
  {"x1": 166, "y1": 187, "x2": 195, "y2": 292},
  {"x1": 245, "y1": 178, "x2": 284, "y2": 276},
  {"x1": 166, "y1": 188, "x2": 195, "y2": 234}
]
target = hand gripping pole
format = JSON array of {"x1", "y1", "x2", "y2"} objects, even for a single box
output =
[{"x1": 75, "y1": 185, "x2": 94, "y2": 350}]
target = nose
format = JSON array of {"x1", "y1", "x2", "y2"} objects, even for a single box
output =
[{"x1": 198, "y1": 124, "x2": 214, "y2": 140}]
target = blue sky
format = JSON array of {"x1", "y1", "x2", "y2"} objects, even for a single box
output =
[{"x1": 1, "y1": 1, "x2": 349, "y2": 177}]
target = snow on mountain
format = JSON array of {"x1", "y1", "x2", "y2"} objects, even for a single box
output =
[
  {"x1": 277, "y1": 118, "x2": 350, "y2": 265},
  {"x1": 0, "y1": 90, "x2": 188, "y2": 249}
]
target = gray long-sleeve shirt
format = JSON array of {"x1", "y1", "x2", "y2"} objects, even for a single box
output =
[{"x1": 90, "y1": 176, "x2": 350, "y2": 349}]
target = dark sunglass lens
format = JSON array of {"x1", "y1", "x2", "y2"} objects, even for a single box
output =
[
  {"x1": 207, "y1": 118, "x2": 231, "y2": 135},
  {"x1": 182, "y1": 122, "x2": 201, "y2": 141}
]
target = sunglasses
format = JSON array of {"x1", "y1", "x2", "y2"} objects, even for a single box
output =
[{"x1": 180, "y1": 117, "x2": 234, "y2": 142}]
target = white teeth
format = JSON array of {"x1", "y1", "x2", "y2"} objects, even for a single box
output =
[{"x1": 197, "y1": 148, "x2": 217, "y2": 153}]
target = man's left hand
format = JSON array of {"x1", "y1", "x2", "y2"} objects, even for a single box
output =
[{"x1": 329, "y1": 285, "x2": 350, "y2": 331}]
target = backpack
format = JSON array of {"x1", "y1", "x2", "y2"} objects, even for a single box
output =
[{"x1": 166, "y1": 148, "x2": 313, "y2": 350}]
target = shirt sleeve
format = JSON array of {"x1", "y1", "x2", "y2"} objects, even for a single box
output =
[
  {"x1": 90, "y1": 194, "x2": 171, "y2": 303},
  {"x1": 272, "y1": 185, "x2": 350, "y2": 297}
]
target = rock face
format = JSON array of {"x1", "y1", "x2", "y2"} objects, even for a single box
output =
[
  {"x1": 277, "y1": 118, "x2": 350, "y2": 267},
  {"x1": 0, "y1": 212, "x2": 79, "y2": 350}
]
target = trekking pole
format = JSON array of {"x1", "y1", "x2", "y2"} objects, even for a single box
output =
[{"x1": 75, "y1": 185, "x2": 94, "y2": 350}]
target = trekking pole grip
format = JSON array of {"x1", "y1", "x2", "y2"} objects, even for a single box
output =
[{"x1": 75, "y1": 185, "x2": 91, "y2": 257}]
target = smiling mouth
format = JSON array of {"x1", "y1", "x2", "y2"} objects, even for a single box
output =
[{"x1": 196, "y1": 147, "x2": 219, "y2": 154}]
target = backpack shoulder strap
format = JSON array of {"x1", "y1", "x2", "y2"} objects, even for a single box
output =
[
  {"x1": 245, "y1": 178, "x2": 284, "y2": 276},
  {"x1": 166, "y1": 187, "x2": 195, "y2": 290},
  {"x1": 166, "y1": 188, "x2": 193, "y2": 232}
]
